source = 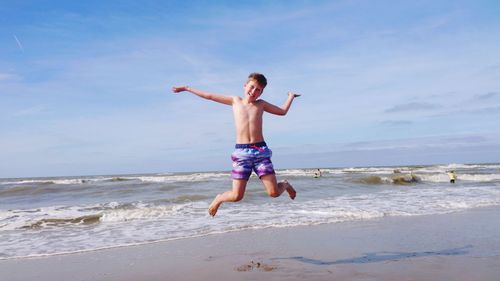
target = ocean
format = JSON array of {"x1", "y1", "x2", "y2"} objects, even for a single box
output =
[{"x1": 1, "y1": 163, "x2": 500, "y2": 260}]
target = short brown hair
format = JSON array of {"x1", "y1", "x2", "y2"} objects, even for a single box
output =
[{"x1": 248, "y1": 72, "x2": 267, "y2": 88}]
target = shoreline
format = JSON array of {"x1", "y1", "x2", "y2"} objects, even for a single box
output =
[{"x1": 2, "y1": 207, "x2": 500, "y2": 281}]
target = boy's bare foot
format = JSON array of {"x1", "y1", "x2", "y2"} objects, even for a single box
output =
[
  {"x1": 282, "y1": 180, "x2": 296, "y2": 200},
  {"x1": 208, "y1": 194, "x2": 222, "y2": 217}
]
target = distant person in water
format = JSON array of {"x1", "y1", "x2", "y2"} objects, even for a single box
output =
[
  {"x1": 314, "y1": 169, "x2": 322, "y2": 178},
  {"x1": 447, "y1": 170, "x2": 457, "y2": 183},
  {"x1": 172, "y1": 73, "x2": 299, "y2": 216}
]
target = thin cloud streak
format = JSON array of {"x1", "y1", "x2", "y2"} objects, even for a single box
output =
[
  {"x1": 13, "y1": 34, "x2": 23, "y2": 50},
  {"x1": 475, "y1": 92, "x2": 499, "y2": 100},
  {"x1": 385, "y1": 102, "x2": 439, "y2": 113}
]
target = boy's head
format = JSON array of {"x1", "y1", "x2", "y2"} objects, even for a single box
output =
[
  {"x1": 247, "y1": 72, "x2": 267, "y2": 88},
  {"x1": 244, "y1": 72, "x2": 267, "y2": 101}
]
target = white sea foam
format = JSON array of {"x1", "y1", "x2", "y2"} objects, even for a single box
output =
[
  {"x1": 277, "y1": 169, "x2": 315, "y2": 177},
  {"x1": 0, "y1": 201, "x2": 202, "y2": 232},
  {"x1": 2, "y1": 163, "x2": 500, "y2": 260},
  {"x1": 3, "y1": 185, "x2": 500, "y2": 260},
  {"x1": 1, "y1": 177, "x2": 110, "y2": 185},
  {"x1": 342, "y1": 167, "x2": 396, "y2": 174},
  {"x1": 418, "y1": 174, "x2": 451, "y2": 183},
  {"x1": 132, "y1": 172, "x2": 228, "y2": 183},
  {"x1": 435, "y1": 163, "x2": 500, "y2": 170},
  {"x1": 419, "y1": 173, "x2": 500, "y2": 183},
  {"x1": 100, "y1": 203, "x2": 178, "y2": 222},
  {"x1": 0, "y1": 172, "x2": 229, "y2": 186},
  {"x1": 0, "y1": 204, "x2": 110, "y2": 231},
  {"x1": 457, "y1": 173, "x2": 500, "y2": 182}
]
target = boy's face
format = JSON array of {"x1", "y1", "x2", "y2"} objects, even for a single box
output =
[{"x1": 244, "y1": 79, "x2": 265, "y2": 102}]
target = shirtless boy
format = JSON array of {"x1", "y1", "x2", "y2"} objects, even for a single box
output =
[{"x1": 172, "y1": 73, "x2": 299, "y2": 216}]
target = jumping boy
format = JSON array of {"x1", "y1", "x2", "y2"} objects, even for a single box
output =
[{"x1": 172, "y1": 73, "x2": 299, "y2": 216}]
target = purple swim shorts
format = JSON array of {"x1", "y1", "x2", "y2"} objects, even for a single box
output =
[{"x1": 231, "y1": 142, "x2": 275, "y2": 180}]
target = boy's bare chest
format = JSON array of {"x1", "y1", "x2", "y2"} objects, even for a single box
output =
[{"x1": 232, "y1": 103, "x2": 263, "y2": 121}]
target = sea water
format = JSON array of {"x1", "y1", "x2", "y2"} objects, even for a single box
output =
[{"x1": 1, "y1": 163, "x2": 500, "y2": 260}]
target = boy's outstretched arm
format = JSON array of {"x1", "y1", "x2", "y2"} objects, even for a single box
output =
[
  {"x1": 263, "y1": 91, "x2": 300, "y2": 116},
  {"x1": 172, "y1": 85, "x2": 233, "y2": 105}
]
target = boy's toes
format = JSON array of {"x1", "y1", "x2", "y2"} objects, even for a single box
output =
[
  {"x1": 287, "y1": 186, "x2": 296, "y2": 200},
  {"x1": 208, "y1": 203, "x2": 218, "y2": 217},
  {"x1": 283, "y1": 181, "x2": 296, "y2": 200},
  {"x1": 208, "y1": 195, "x2": 221, "y2": 217}
]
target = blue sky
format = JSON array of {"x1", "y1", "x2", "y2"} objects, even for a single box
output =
[{"x1": 1, "y1": 0, "x2": 499, "y2": 178}]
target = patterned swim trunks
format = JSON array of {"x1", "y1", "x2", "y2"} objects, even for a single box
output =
[{"x1": 231, "y1": 142, "x2": 275, "y2": 180}]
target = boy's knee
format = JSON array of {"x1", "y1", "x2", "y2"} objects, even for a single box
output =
[
  {"x1": 232, "y1": 193, "x2": 244, "y2": 202},
  {"x1": 268, "y1": 190, "x2": 280, "y2": 198}
]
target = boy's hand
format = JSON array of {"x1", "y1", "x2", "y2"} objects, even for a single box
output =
[
  {"x1": 288, "y1": 91, "x2": 301, "y2": 98},
  {"x1": 172, "y1": 85, "x2": 189, "y2": 93}
]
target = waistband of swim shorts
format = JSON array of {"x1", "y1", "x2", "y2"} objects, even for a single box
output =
[{"x1": 235, "y1": 141, "x2": 267, "y2": 149}]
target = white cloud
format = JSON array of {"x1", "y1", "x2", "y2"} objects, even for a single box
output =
[
  {"x1": 12, "y1": 104, "x2": 48, "y2": 117},
  {"x1": 385, "y1": 102, "x2": 440, "y2": 113},
  {"x1": 475, "y1": 92, "x2": 499, "y2": 100},
  {"x1": 0, "y1": 73, "x2": 20, "y2": 82}
]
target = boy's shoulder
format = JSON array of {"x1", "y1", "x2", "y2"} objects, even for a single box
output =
[{"x1": 256, "y1": 99, "x2": 269, "y2": 105}]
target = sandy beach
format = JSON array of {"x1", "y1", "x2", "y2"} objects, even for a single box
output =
[{"x1": 1, "y1": 206, "x2": 499, "y2": 281}]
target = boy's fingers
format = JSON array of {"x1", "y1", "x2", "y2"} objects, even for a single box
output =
[{"x1": 172, "y1": 86, "x2": 188, "y2": 93}]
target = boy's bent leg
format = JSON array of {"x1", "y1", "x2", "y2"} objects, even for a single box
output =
[
  {"x1": 208, "y1": 179, "x2": 248, "y2": 217},
  {"x1": 260, "y1": 174, "x2": 296, "y2": 200}
]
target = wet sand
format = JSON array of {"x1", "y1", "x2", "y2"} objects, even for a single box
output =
[{"x1": 1, "y1": 207, "x2": 499, "y2": 281}]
